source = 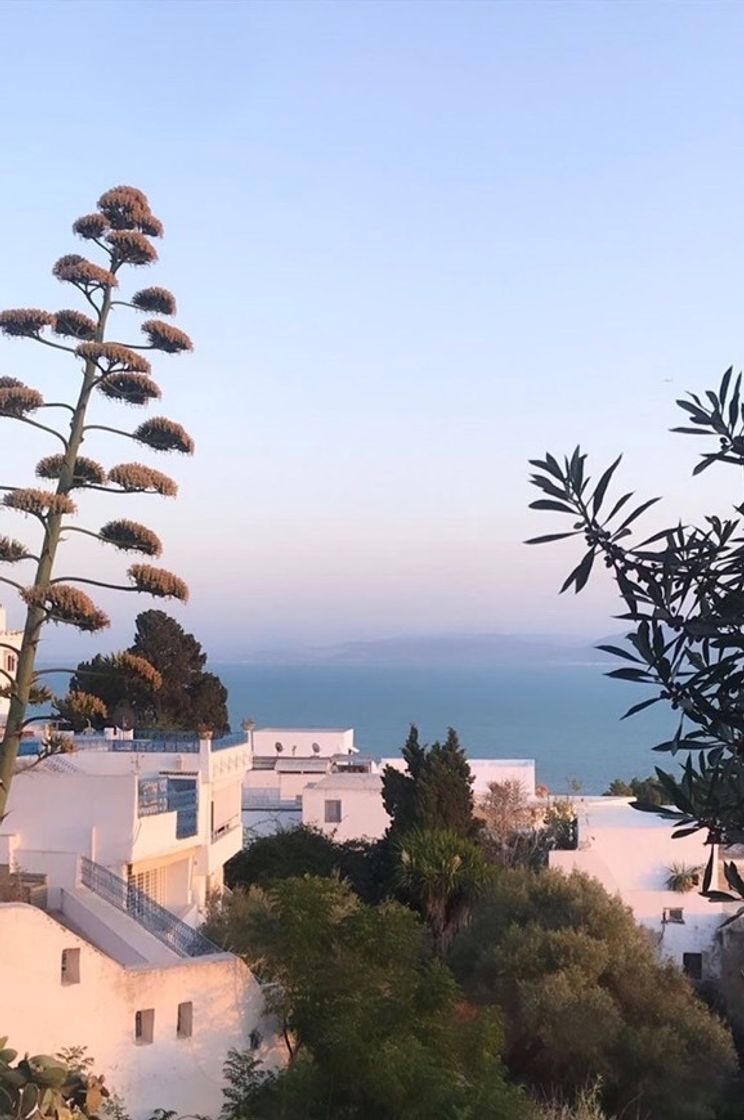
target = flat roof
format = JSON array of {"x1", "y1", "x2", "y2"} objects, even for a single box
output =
[
  {"x1": 311, "y1": 773, "x2": 383, "y2": 791},
  {"x1": 578, "y1": 797, "x2": 672, "y2": 830}
]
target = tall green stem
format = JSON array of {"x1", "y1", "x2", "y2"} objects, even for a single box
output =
[{"x1": 0, "y1": 287, "x2": 113, "y2": 818}]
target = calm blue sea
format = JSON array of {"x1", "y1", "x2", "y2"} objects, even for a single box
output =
[{"x1": 213, "y1": 662, "x2": 677, "y2": 795}]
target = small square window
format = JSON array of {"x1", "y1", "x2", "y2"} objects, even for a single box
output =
[
  {"x1": 683, "y1": 952, "x2": 703, "y2": 980},
  {"x1": 176, "y1": 1001, "x2": 193, "y2": 1039},
  {"x1": 664, "y1": 907, "x2": 685, "y2": 924},
  {"x1": 324, "y1": 799, "x2": 342, "y2": 824},
  {"x1": 61, "y1": 948, "x2": 80, "y2": 985},
  {"x1": 135, "y1": 1008, "x2": 155, "y2": 1044}
]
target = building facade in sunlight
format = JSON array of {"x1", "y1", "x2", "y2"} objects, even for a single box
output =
[{"x1": 0, "y1": 604, "x2": 22, "y2": 722}]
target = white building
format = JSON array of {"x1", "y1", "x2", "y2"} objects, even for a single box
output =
[
  {"x1": 0, "y1": 603, "x2": 22, "y2": 721},
  {"x1": 0, "y1": 898, "x2": 278, "y2": 1120},
  {"x1": 301, "y1": 757, "x2": 538, "y2": 842},
  {"x1": 243, "y1": 725, "x2": 539, "y2": 845},
  {"x1": 549, "y1": 796, "x2": 737, "y2": 978},
  {"x1": 4, "y1": 727, "x2": 248, "y2": 921},
  {"x1": 0, "y1": 726, "x2": 280, "y2": 1119},
  {"x1": 243, "y1": 727, "x2": 369, "y2": 839},
  {"x1": 303, "y1": 773, "x2": 390, "y2": 841}
]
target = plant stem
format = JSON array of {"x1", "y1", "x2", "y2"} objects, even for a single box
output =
[{"x1": 0, "y1": 287, "x2": 113, "y2": 818}]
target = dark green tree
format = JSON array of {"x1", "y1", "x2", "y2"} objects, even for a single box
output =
[
  {"x1": 528, "y1": 369, "x2": 744, "y2": 899},
  {"x1": 225, "y1": 825, "x2": 394, "y2": 906},
  {"x1": 382, "y1": 724, "x2": 478, "y2": 840},
  {"x1": 450, "y1": 868, "x2": 736, "y2": 1120},
  {"x1": 57, "y1": 610, "x2": 229, "y2": 734},
  {"x1": 604, "y1": 775, "x2": 664, "y2": 805}
]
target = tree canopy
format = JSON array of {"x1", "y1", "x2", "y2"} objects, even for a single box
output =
[
  {"x1": 57, "y1": 610, "x2": 229, "y2": 734},
  {"x1": 604, "y1": 775, "x2": 664, "y2": 805},
  {"x1": 450, "y1": 867, "x2": 736, "y2": 1120},
  {"x1": 382, "y1": 724, "x2": 478, "y2": 839},
  {"x1": 205, "y1": 875, "x2": 528, "y2": 1120},
  {"x1": 224, "y1": 825, "x2": 392, "y2": 905}
]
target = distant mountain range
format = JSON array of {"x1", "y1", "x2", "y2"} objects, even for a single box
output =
[{"x1": 219, "y1": 631, "x2": 620, "y2": 668}]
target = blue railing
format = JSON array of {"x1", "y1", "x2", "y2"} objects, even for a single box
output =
[
  {"x1": 168, "y1": 780, "x2": 198, "y2": 839},
  {"x1": 138, "y1": 775, "x2": 169, "y2": 814},
  {"x1": 114, "y1": 738, "x2": 200, "y2": 753},
  {"x1": 211, "y1": 731, "x2": 248, "y2": 751},
  {"x1": 137, "y1": 777, "x2": 198, "y2": 839},
  {"x1": 80, "y1": 856, "x2": 218, "y2": 958}
]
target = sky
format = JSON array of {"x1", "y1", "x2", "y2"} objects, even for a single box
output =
[{"x1": 1, "y1": 0, "x2": 744, "y2": 658}]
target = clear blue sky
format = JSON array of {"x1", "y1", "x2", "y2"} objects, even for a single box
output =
[{"x1": 1, "y1": 0, "x2": 744, "y2": 657}]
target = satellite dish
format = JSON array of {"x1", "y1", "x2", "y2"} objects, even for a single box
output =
[
  {"x1": 312, "y1": 742, "x2": 321, "y2": 754},
  {"x1": 275, "y1": 741, "x2": 283, "y2": 753}
]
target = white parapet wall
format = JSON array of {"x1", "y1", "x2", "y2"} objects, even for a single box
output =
[
  {"x1": 0, "y1": 903, "x2": 281, "y2": 1120},
  {"x1": 252, "y1": 727, "x2": 355, "y2": 758}
]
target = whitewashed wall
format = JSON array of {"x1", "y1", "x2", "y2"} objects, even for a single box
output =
[
  {"x1": 302, "y1": 775, "x2": 390, "y2": 841},
  {"x1": 0, "y1": 903, "x2": 281, "y2": 1120},
  {"x1": 252, "y1": 728, "x2": 354, "y2": 757}
]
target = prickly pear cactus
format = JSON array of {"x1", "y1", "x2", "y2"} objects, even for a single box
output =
[{"x1": 0, "y1": 1037, "x2": 109, "y2": 1120}]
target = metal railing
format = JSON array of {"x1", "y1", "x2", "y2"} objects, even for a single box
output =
[
  {"x1": 113, "y1": 738, "x2": 200, "y2": 754},
  {"x1": 242, "y1": 789, "x2": 302, "y2": 810},
  {"x1": 138, "y1": 775, "x2": 169, "y2": 814},
  {"x1": 137, "y1": 778, "x2": 199, "y2": 839},
  {"x1": 80, "y1": 856, "x2": 218, "y2": 958},
  {"x1": 210, "y1": 731, "x2": 248, "y2": 751}
]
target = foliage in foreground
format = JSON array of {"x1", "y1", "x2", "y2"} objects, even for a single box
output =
[
  {"x1": 528, "y1": 369, "x2": 744, "y2": 897},
  {"x1": 57, "y1": 610, "x2": 229, "y2": 734},
  {"x1": 450, "y1": 868, "x2": 736, "y2": 1120},
  {"x1": 206, "y1": 875, "x2": 527, "y2": 1119},
  {"x1": 0, "y1": 1038, "x2": 108, "y2": 1119}
]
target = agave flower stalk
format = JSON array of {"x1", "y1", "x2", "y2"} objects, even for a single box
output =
[{"x1": 0, "y1": 186, "x2": 194, "y2": 818}]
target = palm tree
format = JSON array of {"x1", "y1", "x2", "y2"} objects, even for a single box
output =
[{"x1": 396, "y1": 827, "x2": 490, "y2": 956}]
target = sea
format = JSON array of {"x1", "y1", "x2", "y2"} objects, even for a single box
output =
[{"x1": 214, "y1": 662, "x2": 677, "y2": 795}]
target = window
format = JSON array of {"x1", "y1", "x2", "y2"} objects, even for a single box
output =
[
  {"x1": 60, "y1": 948, "x2": 80, "y2": 984},
  {"x1": 324, "y1": 799, "x2": 342, "y2": 824},
  {"x1": 249, "y1": 1029, "x2": 262, "y2": 1052},
  {"x1": 683, "y1": 952, "x2": 703, "y2": 980},
  {"x1": 664, "y1": 907, "x2": 685, "y2": 924},
  {"x1": 176, "y1": 1001, "x2": 193, "y2": 1039},
  {"x1": 134, "y1": 1009, "x2": 155, "y2": 1044},
  {"x1": 5, "y1": 654, "x2": 16, "y2": 674}
]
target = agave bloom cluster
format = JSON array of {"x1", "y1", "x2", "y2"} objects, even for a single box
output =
[{"x1": 0, "y1": 186, "x2": 195, "y2": 813}]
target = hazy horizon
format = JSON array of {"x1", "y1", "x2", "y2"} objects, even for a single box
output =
[{"x1": 3, "y1": 0, "x2": 744, "y2": 658}]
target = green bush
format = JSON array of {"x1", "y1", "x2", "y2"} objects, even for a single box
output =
[{"x1": 450, "y1": 869, "x2": 736, "y2": 1120}]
